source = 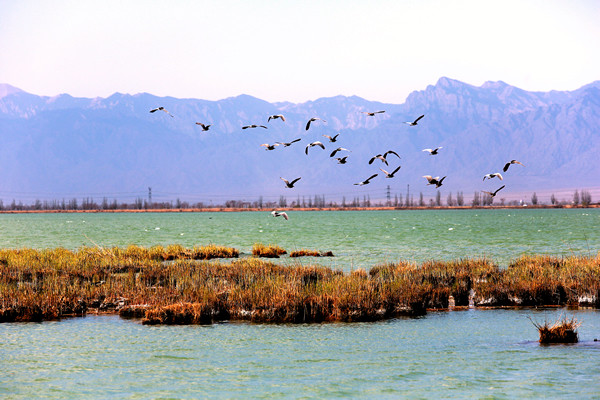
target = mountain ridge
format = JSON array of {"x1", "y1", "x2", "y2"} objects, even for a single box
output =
[{"x1": 0, "y1": 78, "x2": 598, "y2": 204}]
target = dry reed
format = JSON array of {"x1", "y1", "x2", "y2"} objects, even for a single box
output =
[
  {"x1": 289, "y1": 249, "x2": 334, "y2": 257},
  {"x1": 531, "y1": 314, "x2": 581, "y2": 343},
  {"x1": 252, "y1": 243, "x2": 287, "y2": 258},
  {"x1": 1, "y1": 247, "x2": 599, "y2": 325}
]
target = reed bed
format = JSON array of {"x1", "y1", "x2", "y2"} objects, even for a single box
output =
[
  {"x1": 289, "y1": 249, "x2": 334, "y2": 257},
  {"x1": 531, "y1": 315, "x2": 581, "y2": 344},
  {"x1": 1, "y1": 247, "x2": 599, "y2": 324},
  {"x1": 252, "y1": 243, "x2": 287, "y2": 258}
]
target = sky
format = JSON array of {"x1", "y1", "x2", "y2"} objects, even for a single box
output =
[{"x1": 1, "y1": 0, "x2": 599, "y2": 103}]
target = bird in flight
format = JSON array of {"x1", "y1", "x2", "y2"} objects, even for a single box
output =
[
  {"x1": 404, "y1": 114, "x2": 424, "y2": 126},
  {"x1": 268, "y1": 114, "x2": 286, "y2": 122},
  {"x1": 195, "y1": 123, "x2": 211, "y2": 131},
  {"x1": 383, "y1": 150, "x2": 401, "y2": 160},
  {"x1": 322, "y1": 133, "x2": 339, "y2": 142},
  {"x1": 149, "y1": 107, "x2": 174, "y2": 117},
  {"x1": 275, "y1": 138, "x2": 301, "y2": 147},
  {"x1": 423, "y1": 175, "x2": 446, "y2": 188},
  {"x1": 242, "y1": 124, "x2": 267, "y2": 129},
  {"x1": 503, "y1": 160, "x2": 525, "y2": 172},
  {"x1": 329, "y1": 147, "x2": 350, "y2": 157},
  {"x1": 305, "y1": 141, "x2": 325, "y2": 155},
  {"x1": 280, "y1": 177, "x2": 301, "y2": 188},
  {"x1": 422, "y1": 147, "x2": 442, "y2": 155},
  {"x1": 362, "y1": 110, "x2": 385, "y2": 116},
  {"x1": 482, "y1": 185, "x2": 505, "y2": 198},
  {"x1": 369, "y1": 154, "x2": 388, "y2": 166},
  {"x1": 336, "y1": 156, "x2": 348, "y2": 164},
  {"x1": 306, "y1": 117, "x2": 326, "y2": 130},
  {"x1": 261, "y1": 143, "x2": 279, "y2": 151},
  {"x1": 354, "y1": 174, "x2": 378, "y2": 186},
  {"x1": 483, "y1": 173, "x2": 503, "y2": 181},
  {"x1": 380, "y1": 166, "x2": 401, "y2": 178},
  {"x1": 271, "y1": 210, "x2": 289, "y2": 220}
]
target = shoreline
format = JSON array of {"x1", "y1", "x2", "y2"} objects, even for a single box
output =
[{"x1": 0, "y1": 204, "x2": 597, "y2": 214}]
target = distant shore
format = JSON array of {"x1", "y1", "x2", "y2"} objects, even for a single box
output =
[{"x1": 0, "y1": 204, "x2": 597, "y2": 214}]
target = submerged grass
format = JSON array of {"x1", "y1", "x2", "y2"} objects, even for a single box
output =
[
  {"x1": 1, "y1": 246, "x2": 599, "y2": 324},
  {"x1": 289, "y1": 249, "x2": 334, "y2": 257}
]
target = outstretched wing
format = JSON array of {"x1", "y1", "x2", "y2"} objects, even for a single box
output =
[
  {"x1": 494, "y1": 185, "x2": 506, "y2": 195},
  {"x1": 413, "y1": 114, "x2": 425, "y2": 124},
  {"x1": 384, "y1": 150, "x2": 400, "y2": 159}
]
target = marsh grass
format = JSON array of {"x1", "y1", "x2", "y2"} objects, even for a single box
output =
[
  {"x1": 252, "y1": 243, "x2": 287, "y2": 258},
  {"x1": 289, "y1": 249, "x2": 334, "y2": 257},
  {"x1": 531, "y1": 314, "x2": 581, "y2": 344},
  {"x1": 1, "y1": 247, "x2": 599, "y2": 324}
]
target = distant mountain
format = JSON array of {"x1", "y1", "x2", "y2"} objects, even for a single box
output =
[{"x1": 0, "y1": 78, "x2": 598, "y2": 205}]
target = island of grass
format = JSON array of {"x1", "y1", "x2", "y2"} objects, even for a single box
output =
[{"x1": 1, "y1": 245, "x2": 598, "y2": 324}]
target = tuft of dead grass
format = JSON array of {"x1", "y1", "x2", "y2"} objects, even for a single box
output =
[{"x1": 531, "y1": 314, "x2": 581, "y2": 344}]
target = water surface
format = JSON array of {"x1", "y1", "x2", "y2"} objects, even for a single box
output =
[{"x1": 0, "y1": 209, "x2": 598, "y2": 269}]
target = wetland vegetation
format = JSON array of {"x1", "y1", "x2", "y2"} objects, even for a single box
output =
[{"x1": 1, "y1": 245, "x2": 598, "y2": 324}]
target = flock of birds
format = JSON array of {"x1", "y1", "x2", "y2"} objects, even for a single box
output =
[{"x1": 150, "y1": 106, "x2": 525, "y2": 219}]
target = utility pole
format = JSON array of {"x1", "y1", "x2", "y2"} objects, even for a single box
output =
[
  {"x1": 406, "y1": 184, "x2": 410, "y2": 206},
  {"x1": 386, "y1": 185, "x2": 391, "y2": 205}
]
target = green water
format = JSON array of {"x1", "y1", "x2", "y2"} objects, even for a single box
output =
[
  {"x1": 0, "y1": 209, "x2": 598, "y2": 269},
  {"x1": 1, "y1": 310, "x2": 599, "y2": 399},
  {"x1": 1, "y1": 209, "x2": 599, "y2": 398}
]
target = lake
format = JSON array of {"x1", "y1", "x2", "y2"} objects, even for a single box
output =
[
  {"x1": 0, "y1": 208, "x2": 598, "y2": 270},
  {"x1": 1, "y1": 209, "x2": 599, "y2": 398}
]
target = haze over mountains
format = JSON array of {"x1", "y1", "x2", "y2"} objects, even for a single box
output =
[{"x1": 0, "y1": 77, "x2": 598, "y2": 205}]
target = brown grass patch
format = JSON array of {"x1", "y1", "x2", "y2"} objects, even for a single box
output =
[
  {"x1": 531, "y1": 314, "x2": 581, "y2": 344},
  {"x1": 252, "y1": 243, "x2": 287, "y2": 258},
  {"x1": 289, "y1": 249, "x2": 334, "y2": 257}
]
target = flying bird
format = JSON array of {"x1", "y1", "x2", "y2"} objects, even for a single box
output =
[
  {"x1": 483, "y1": 173, "x2": 503, "y2": 181},
  {"x1": 380, "y1": 166, "x2": 401, "y2": 178},
  {"x1": 354, "y1": 174, "x2": 378, "y2": 186},
  {"x1": 482, "y1": 185, "x2": 506, "y2": 198},
  {"x1": 362, "y1": 110, "x2": 385, "y2": 116},
  {"x1": 503, "y1": 160, "x2": 525, "y2": 172},
  {"x1": 305, "y1": 141, "x2": 325, "y2": 155},
  {"x1": 280, "y1": 177, "x2": 301, "y2": 188},
  {"x1": 268, "y1": 114, "x2": 286, "y2": 122},
  {"x1": 275, "y1": 138, "x2": 301, "y2": 147},
  {"x1": 149, "y1": 107, "x2": 174, "y2": 117},
  {"x1": 306, "y1": 117, "x2": 326, "y2": 130},
  {"x1": 261, "y1": 143, "x2": 280, "y2": 151},
  {"x1": 242, "y1": 124, "x2": 267, "y2": 129},
  {"x1": 271, "y1": 210, "x2": 289, "y2": 220},
  {"x1": 383, "y1": 150, "x2": 401, "y2": 160},
  {"x1": 329, "y1": 147, "x2": 350, "y2": 157},
  {"x1": 423, "y1": 147, "x2": 442, "y2": 155},
  {"x1": 336, "y1": 156, "x2": 348, "y2": 164},
  {"x1": 423, "y1": 175, "x2": 446, "y2": 188},
  {"x1": 195, "y1": 123, "x2": 211, "y2": 131},
  {"x1": 322, "y1": 133, "x2": 339, "y2": 142},
  {"x1": 404, "y1": 114, "x2": 424, "y2": 126},
  {"x1": 369, "y1": 154, "x2": 388, "y2": 166}
]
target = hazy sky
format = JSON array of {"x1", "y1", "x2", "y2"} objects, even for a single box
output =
[{"x1": 1, "y1": 0, "x2": 599, "y2": 103}]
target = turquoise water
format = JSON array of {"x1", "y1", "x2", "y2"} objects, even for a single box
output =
[
  {"x1": 1, "y1": 209, "x2": 600, "y2": 399},
  {"x1": 1, "y1": 310, "x2": 600, "y2": 399},
  {"x1": 0, "y1": 209, "x2": 598, "y2": 269}
]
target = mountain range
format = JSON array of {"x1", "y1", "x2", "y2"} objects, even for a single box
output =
[{"x1": 0, "y1": 77, "x2": 598, "y2": 205}]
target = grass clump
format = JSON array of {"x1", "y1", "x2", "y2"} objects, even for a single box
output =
[
  {"x1": 289, "y1": 249, "x2": 334, "y2": 257},
  {"x1": 252, "y1": 243, "x2": 287, "y2": 258},
  {"x1": 531, "y1": 314, "x2": 581, "y2": 344}
]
